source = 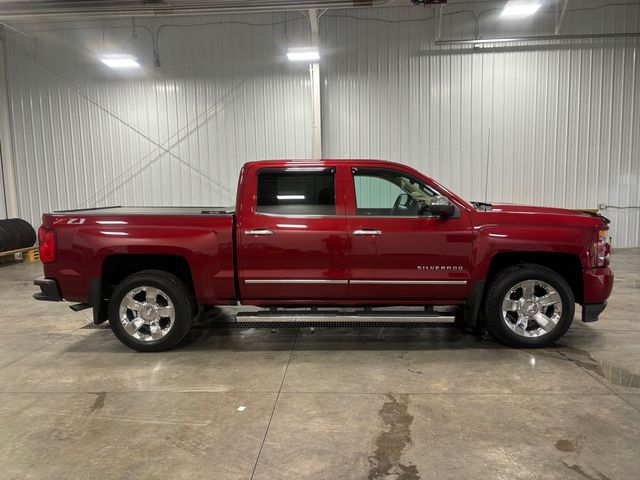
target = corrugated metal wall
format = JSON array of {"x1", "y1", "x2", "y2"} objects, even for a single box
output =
[
  {"x1": 2, "y1": 1, "x2": 640, "y2": 246},
  {"x1": 0, "y1": 159, "x2": 6, "y2": 218},
  {"x1": 3, "y1": 12, "x2": 313, "y2": 225},
  {"x1": 321, "y1": 1, "x2": 640, "y2": 247}
]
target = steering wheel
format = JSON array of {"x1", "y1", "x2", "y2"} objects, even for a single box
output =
[{"x1": 391, "y1": 193, "x2": 411, "y2": 216}]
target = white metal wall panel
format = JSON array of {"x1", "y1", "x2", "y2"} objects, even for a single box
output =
[
  {"x1": 4, "y1": 12, "x2": 313, "y2": 227},
  {"x1": 0, "y1": 163, "x2": 5, "y2": 218},
  {"x1": 322, "y1": 2, "x2": 640, "y2": 247},
  {"x1": 3, "y1": 2, "x2": 640, "y2": 247}
]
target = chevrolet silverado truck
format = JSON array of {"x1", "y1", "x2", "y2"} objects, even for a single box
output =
[{"x1": 34, "y1": 159, "x2": 613, "y2": 351}]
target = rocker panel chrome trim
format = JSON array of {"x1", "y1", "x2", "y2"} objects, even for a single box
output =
[{"x1": 244, "y1": 279, "x2": 467, "y2": 285}]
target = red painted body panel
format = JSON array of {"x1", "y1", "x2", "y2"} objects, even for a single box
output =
[
  {"x1": 38, "y1": 159, "x2": 613, "y2": 310},
  {"x1": 236, "y1": 163, "x2": 349, "y2": 301},
  {"x1": 583, "y1": 267, "x2": 614, "y2": 304},
  {"x1": 41, "y1": 214, "x2": 235, "y2": 305}
]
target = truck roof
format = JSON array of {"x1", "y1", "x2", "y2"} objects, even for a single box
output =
[{"x1": 242, "y1": 159, "x2": 401, "y2": 169}]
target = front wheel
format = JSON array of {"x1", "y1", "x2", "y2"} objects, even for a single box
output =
[
  {"x1": 483, "y1": 264, "x2": 575, "y2": 347},
  {"x1": 108, "y1": 270, "x2": 195, "y2": 352}
]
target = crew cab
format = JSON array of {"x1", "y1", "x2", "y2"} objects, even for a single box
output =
[{"x1": 34, "y1": 160, "x2": 614, "y2": 351}]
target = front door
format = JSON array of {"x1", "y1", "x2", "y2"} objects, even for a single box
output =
[
  {"x1": 346, "y1": 167, "x2": 473, "y2": 302},
  {"x1": 237, "y1": 165, "x2": 349, "y2": 302}
]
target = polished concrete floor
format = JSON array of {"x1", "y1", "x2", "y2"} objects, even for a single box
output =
[{"x1": 0, "y1": 251, "x2": 639, "y2": 480}]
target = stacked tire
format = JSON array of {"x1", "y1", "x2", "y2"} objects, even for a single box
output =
[{"x1": 0, "y1": 219, "x2": 37, "y2": 252}]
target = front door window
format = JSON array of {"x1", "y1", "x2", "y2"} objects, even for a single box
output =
[{"x1": 353, "y1": 168, "x2": 438, "y2": 217}]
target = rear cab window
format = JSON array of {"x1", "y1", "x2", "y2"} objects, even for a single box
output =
[{"x1": 256, "y1": 168, "x2": 336, "y2": 216}]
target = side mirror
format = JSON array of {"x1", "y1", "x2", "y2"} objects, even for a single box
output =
[{"x1": 422, "y1": 195, "x2": 455, "y2": 218}]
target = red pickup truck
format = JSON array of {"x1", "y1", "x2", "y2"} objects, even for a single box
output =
[{"x1": 34, "y1": 159, "x2": 613, "y2": 351}]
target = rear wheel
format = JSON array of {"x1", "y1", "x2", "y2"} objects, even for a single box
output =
[
  {"x1": 483, "y1": 264, "x2": 574, "y2": 347},
  {"x1": 108, "y1": 270, "x2": 195, "y2": 352}
]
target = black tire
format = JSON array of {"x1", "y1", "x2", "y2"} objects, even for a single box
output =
[
  {"x1": 11, "y1": 219, "x2": 36, "y2": 247},
  {"x1": 108, "y1": 270, "x2": 195, "y2": 352},
  {"x1": 483, "y1": 263, "x2": 575, "y2": 347},
  {"x1": 0, "y1": 224, "x2": 11, "y2": 252},
  {"x1": 0, "y1": 218, "x2": 36, "y2": 251}
]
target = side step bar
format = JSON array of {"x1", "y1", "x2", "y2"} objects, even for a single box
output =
[
  {"x1": 235, "y1": 307, "x2": 458, "y2": 322},
  {"x1": 233, "y1": 316, "x2": 455, "y2": 323}
]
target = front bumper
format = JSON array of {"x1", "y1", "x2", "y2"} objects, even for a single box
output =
[
  {"x1": 582, "y1": 267, "x2": 614, "y2": 304},
  {"x1": 33, "y1": 276, "x2": 63, "y2": 302},
  {"x1": 580, "y1": 266, "x2": 613, "y2": 323}
]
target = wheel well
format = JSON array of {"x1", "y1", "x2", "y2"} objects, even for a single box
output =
[
  {"x1": 486, "y1": 252, "x2": 583, "y2": 303},
  {"x1": 101, "y1": 254, "x2": 194, "y2": 298}
]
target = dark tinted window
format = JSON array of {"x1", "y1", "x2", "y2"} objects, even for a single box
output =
[{"x1": 256, "y1": 168, "x2": 335, "y2": 216}]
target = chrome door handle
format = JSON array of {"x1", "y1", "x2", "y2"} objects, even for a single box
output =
[
  {"x1": 245, "y1": 229, "x2": 274, "y2": 235},
  {"x1": 352, "y1": 229, "x2": 382, "y2": 236}
]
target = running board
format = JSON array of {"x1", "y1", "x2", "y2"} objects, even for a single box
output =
[
  {"x1": 69, "y1": 303, "x2": 91, "y2": 312},
  {"x1": 203, "y1": 320, "x2": 455, "y2": 329},
  {"x1": 235, "y1": 310, "x2": 455, "y2": 322}
]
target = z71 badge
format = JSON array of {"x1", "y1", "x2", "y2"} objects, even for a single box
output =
[{"x1": 53, "y1": 218, "x2": 86, "y2": 225}]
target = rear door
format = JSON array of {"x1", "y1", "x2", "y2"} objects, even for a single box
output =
[
  {"x1": 237, "y1": 165, "x2": 349, "y2": 302},
  {"x1": 346, "y1": 166, "x2": 474, "y2": 302}
]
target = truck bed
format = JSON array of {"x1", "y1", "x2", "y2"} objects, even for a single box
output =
[
  {"x1": 40, "y1": 206, "x2": 237, "y2": 306},
  {"x1": 53, "y1": 206, "x2": 235, "y2": 216}
]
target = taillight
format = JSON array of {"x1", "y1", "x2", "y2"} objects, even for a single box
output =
[
  {"x1": 38, "y1": 227, "x2": 56, "y2": 263},
  {"x1": 593, "y1": 228, "x2": 610, "y2": 267}
]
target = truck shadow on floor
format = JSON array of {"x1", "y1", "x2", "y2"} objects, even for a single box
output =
[{"x1": 181, "y1": 306, "x2": 494, "y2": 352}]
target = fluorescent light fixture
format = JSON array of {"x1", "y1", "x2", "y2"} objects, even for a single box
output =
[
  {"x1": 277, "y1": 195, "x2": 305, "y2": 200},
  {"x1": 100, "y1": 54, "x2": 140, "y2": 69},
  {"x1": 500, "y1": 1, "x2": 541, "y2": 17},
  {"x1": 287, "y1": 47, "x2": 320, "y2": 62}
]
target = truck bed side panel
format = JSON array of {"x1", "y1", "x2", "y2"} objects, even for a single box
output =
[{"x1": 41, "y1": 214, "x2": 235, "y2": 305}]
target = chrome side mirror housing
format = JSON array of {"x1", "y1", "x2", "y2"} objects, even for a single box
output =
[{"x1": 422, "y1": 195, "x2": 455, "y2": 218}]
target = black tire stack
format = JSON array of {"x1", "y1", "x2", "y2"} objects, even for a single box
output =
[{"x1": 0, "y1": 219, "x2": 37, "y2": 253}]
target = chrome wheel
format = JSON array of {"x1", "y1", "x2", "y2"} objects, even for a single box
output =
[
  {"x1": 501, "y1": 279, "x2": 563, "y2": 338},
  {"x1": 118, "y1": 286, "x2": 175, "y2": 342}
]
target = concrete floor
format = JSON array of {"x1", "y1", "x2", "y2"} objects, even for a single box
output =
[{"x1": 0, "y1": 251, "x2": 639, "y2": 480}]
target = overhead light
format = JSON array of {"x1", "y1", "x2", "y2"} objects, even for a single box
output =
[
  {"x1": 500, "y1": 1, "x2": 542, "y2": 17},
  {"x1": 100, "y1": 54, "x2": 140, "y2": 69},
  {"x1": 287, "y1": 47, "x2": 319, "y2": 62}
]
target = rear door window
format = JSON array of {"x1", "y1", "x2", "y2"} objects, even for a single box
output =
[{"x1": 256, "y1": 168, "x2": 336, "y2": 216}]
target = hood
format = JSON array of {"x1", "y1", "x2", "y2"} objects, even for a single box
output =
[
  {"x1": 474, "y1": 203, "x2": 609, "y2": 228},
  {"x1": 490, "y1": 204, "x2": 592, "y2": 216}
]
